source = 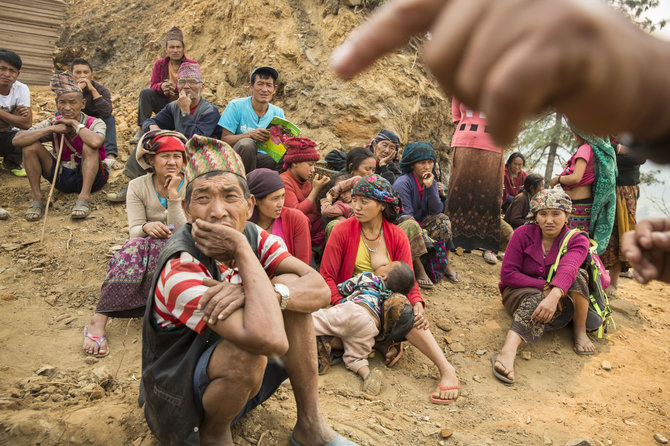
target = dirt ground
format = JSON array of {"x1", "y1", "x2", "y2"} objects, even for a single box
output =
[{"x1": 0, "y1": 155, "x2": 668, "y2": 445}]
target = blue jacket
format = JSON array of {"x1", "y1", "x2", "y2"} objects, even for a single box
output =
[{"x1": 393, "y1": 172, "x2": 442, "y2": 222}]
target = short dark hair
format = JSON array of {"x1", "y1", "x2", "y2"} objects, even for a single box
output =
[
  {"x1": 185, "y1": 171, "x2": 251, "y2": 205},
  {"x1": 524, "y1": 173, "x2": 544, "y2": 196},
  {"x1": 0, "y1": 49, "x2": 22, "y2": 71},
  {"x1": 505, "y1": 152, "x2": 525, "y2": 168},
  {"x1": 70, "y1": 58, "x2": 92, "y2": 72},
  {"x1": 346, "y1": 147, "x2": 375, "y2": 174},
  {"x1": 384, "y1": 262, "x2": 415, "y2": 295},
  {"x1": 250, "y1": 70, "x2": 276, "y2": 86}
]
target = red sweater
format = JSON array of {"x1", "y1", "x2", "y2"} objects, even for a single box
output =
[
  {"x1": 280, "y1": 170, "x2": 325, "y2": 247},
  {"x1": 278, "y1": 207, "x2": 312, "y2": 264},
  {"x1": 320, "y1": 217, "x2": 424, "y2": 307}
]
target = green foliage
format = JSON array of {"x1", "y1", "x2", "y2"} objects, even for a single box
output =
[
  {"x1": 639, "y1": 169, "x2": 665, "y2": 186},
  {"x1": 610, "y1": 0, "x2": 667, "y2": 31}
]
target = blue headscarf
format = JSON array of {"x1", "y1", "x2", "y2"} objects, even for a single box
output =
[{"x1": 399, "y1": 142, "x2": 437, "y2": 173}]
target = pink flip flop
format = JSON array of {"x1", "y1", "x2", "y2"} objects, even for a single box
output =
[{"x1": 430, "y1": 381, "x2": 460, "y2": 405}]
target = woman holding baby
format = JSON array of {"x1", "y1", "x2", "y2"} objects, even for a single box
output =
[{"x1": 320, "y1": 174, "x2": 459, "y2": 404}]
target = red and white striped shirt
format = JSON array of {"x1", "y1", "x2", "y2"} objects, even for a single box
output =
[{"x1": 152, "y1": 227, "x2": 290, "y2": 333}]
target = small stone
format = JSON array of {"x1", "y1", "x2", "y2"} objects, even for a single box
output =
[
  {"x1": 472, "y1": 375, "x2": 483, "y2": 383},
  {"x1": 455, "y1": 247, "x2": 464, "y2": 256},
  {"x1": 82, "y1": 383, "x2": 104, "y2": 400},
  {"x1": 436, "y1": 321, "x2": 452, "y2": 332},
  {"x1": 654, "y1": 434, "x2": 669, "y2": 444},
  {"x1": 92, "y1": 366, "x2": 114, "y2": 388},
  {"x1": 544, "y1": 435, "x2": 553, "y2": 445},
  {"x1": 443, "y1": 336, "x2": 453, "y2": 344},
  {"x1": 601, "y1": 361, "x2": 612, "y2": 371},
  {"x1": 62, "y1": 316, "x2": 77, "y2": 325},
  {"x1": 565, "y1": 439, "x2": 595, "y2": 446},
  {"x1": 526, "y1": 416, "x2": 531, "y2": 424},
  {"x1": 595, "y1": 370, "x2": 603, "y2": 376},
  {"x1": 624, "y1": 419, "x2": 637, "y2": 426},
  {"x1": 449, "y1": 342, "x2": 465, "y2": 353},
  {"x1": 522, "y1": 351, "x2": 532, "y2": 360},
  {"x1": 85, "y1": 357, "x2": 97, "y2": 365},
  {"x1": 439, "y1": 442, "x2": 445, "y2": 446},
  {"x1": 659, "y1": 409, "x2": 667, "y2": 416},
  {"x1": 475, "y1": 349, "x2": 487, "y2": 356},
  {"x1": 440, "y1": 429, "x2": 453, "y2": 439},
  {"x1": 35, "y1": 365, "x2": 55, "y2": 376}
]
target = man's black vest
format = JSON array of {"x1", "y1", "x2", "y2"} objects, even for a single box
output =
[{"x1": 139, "y1": 222, "x2": 258, "y2": 445}]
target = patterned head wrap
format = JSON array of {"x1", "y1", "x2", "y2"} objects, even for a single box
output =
[
  {"x1": 366, "y1": 129, "x2": 400, "y2": 152},
  {"x1": 352, "y1": 174, "x2": 403, "y2": 216},
  {"x1": 283, "y1": 137, "x2": 320, "y2": 168},
  {"x1": 177, "y1": 62, "x2": 203, "y2": 81},
  {"x1": 184, "y1": 135, "x2": 246, "y2": 184},
  {"x1": 399, "y1": 142, "x2": 437, "y2": 173},
  {"x1": 136, "y1": 130, "x2": 187, "y2": 170},
  {"x1": 50, "y1": 72, "x2": 81, "y2": 96},
  {"x1": 166, "y1": 26, "x2": 183, "y2": 43},
  {"x1": 526, "y1": 189, "x2": 574, "y2": 225}
]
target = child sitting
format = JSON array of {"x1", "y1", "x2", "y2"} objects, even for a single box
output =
[
  {"x1": 320, "y1": 175, "x2": 361, "y2": 222},
  {"x1": 312, "y1": 261, "x2": 415, "y2": 395}
]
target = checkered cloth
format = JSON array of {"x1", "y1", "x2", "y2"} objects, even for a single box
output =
[
  {"x1": 184, "y1": 135, "x2": 245, "y2": 184},
  {"x1": 50, "y1": 71, "x2": 81, "y2": 96},
  {"x1": 177, "y1": 62, "x2": 202, "y2": 81}
]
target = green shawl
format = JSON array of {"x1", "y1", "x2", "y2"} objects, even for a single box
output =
[{"x1": 568, "y1": 123, "x2": 617, "y2": 254}]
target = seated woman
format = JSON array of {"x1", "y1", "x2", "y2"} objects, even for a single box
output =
[
  {"x1": 246, "y1": 168, "x2": 312, "y2": 264},
  {"x1": 550, "y1": 125, "x2": 616, "y2": 254},
  {"x1": 345, "y1": 147, "x2": 377, "y2": 178},
  {"x1": 502, "y1": 152, "x2": 528, "y2": 213},
  {"x1": 392, "y1": 142, "x2": 460, "y2": 287},
  {"x1": 280, "y1": 137, "x2": 331, "y2": 251},
  {"x1": 504, "y1": 173, "x2": 545, "y2": 229},
  {"x1": 83, "y1": 130, "x2": 187, "y2": 357},
  {"x1": 492, "y1": 189, "x2": 606, "y2": 385},
  {"x1": 321, "y1": 174, "x2": 460, "y2": 404},
  {"x1": 366, "y1": 129, "x2": 402, "y2": 184}
]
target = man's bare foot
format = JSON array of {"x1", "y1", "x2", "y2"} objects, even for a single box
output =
[
  {"x1": 430, "y1": 367, "x2": 459, "y2": 404},
  {"x1": 291, "y1": 418, "x2": 337, "y2": 446},
  {"x1": 573, "y1": 331, "x2": 595, "y2": 355},
  {"x1": 83, "y1": 313, "x2": 109, "y2": 357}
]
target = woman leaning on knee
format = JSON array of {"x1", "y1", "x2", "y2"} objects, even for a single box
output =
[{"x1": 492, "y1": 189, "x2": 608, "y2": 385}]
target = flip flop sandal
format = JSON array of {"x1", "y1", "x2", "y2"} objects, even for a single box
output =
[
  {"x1": 24, "y1": 201, "x2": 44, "y2": 222},
  {"x1": 417, "y1": 278, "x2": 434, "y2": 289},
  {"x1": 385, "y1": 342, "x2": 404, "y2": 368},
  {"x1": 84, "y1": 326, "x2": 109, "y2": 358},
  {"x1": 491, "y1": 353, "x2": 514, "y2": 385},
  {"x1": 483, "y1": 250, "x2": 498, "y2": 265},
  {"x1": 445, "y1": 271, "x2": 462, "y2": 283},
  {"x1": 71, "y1": 200, "x2": 91, "y2": 219},
  {"x1": 429, "y1": 381, "x2": 460, "y2": 405},
  {"x1": 573, "y1": 344, "x2": 594, "y2": 356},
  {"x1": 362, "y1": 368, "x2": 384, "y2": 395}
]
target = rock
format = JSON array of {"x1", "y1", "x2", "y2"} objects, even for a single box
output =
[
  {"x1": 624, "y1": 420, "x2": 637, "y2": 426},
  {"x1": 92, "y1": 366, "x2": 114, "y2": 388},
  {"x1": 654, "y1": 434, "x2": 669, "y2": 444},
  {"x1": 472, "y1": 375, "x2": 483, "y2": 383},
  {"x1": 443, "y1": 336, "x2": 453, "y2": 344},
  {"x1": 436, "y1": 321, "x2": 452, "y2": 332},
  {"x1": 455, "y1": 247, "x2": 464, "y2": 256},
  {"x1": 601, "y1": 360, "x2": 612, "y2": 371},
  {"x1": 526, "y1": 416, "x2": 531, "y2": 424},
  {"x1": 544, "y1": 435, "x2": 553, "y2": 445},
  {"x1": 449, "y1": 342, "x2": 465, "y2": 353},
  {"x1": 35, "y1": 365, "x2": 55, "y2": 377},
  {"x1": 475, "y1": 349, "x2": 487, "y2": 356},
  {"x1": 565, "y1": 439, "x2": 595, "y2": 446},
  {"x1": 522, "y1": 351, "x2": 532, "y2": 360},
  {"x1": 82, "y1": 383, "x2": 104, "y2": 400}
]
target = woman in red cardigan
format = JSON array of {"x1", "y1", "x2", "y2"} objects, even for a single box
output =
[
  {"x1": 320, "y1": 174, "x2": 460, "y2": 404},
  {"x1": 280, "y1": 137, "x2": 330, "y2": 250},
  {"x1": 246, "y1": 168, "x2": 312, "y2": 264}
]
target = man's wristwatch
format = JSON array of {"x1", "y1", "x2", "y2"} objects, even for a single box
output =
[
  {"x1": 274, "y1": 283, "x2": 290, "y2": 310},
  {"x1": 75, "y1": 123, "x2": 85, "y2": 135}
]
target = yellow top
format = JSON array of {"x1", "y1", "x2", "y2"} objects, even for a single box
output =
[{"x1": 353, "y1": 237, "x2": 391, "y2": 276}]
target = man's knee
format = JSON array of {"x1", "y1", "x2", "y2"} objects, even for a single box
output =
[
  {"x1": 81, "y1": 144, "x2": 100, "y2": 159},
  {"x1": 209, "y1": 341, "x2": 266, "y2": 391},
  {"x1": 233, "y1": 138, "x2": 257, "y2": 156},
  {"x1": 22, "y1": 142, "x2": 45, "y2": 157},
  {"x1": 139, "y1": 88, "x2": 156, "y2": 101}
]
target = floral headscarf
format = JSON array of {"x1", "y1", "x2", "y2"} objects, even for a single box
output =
[
  {"x1": 352, "y1": 174, "x2": 403, "y2": 216},
  {"x1": 526, "y1": 189, "x2": 574, "y2": 225}
]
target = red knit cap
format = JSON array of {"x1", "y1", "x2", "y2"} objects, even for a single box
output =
[{"x1": 283, "y1": 137, "x2": 320, "y2": 165}]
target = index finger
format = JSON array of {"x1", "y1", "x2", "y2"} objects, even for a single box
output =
[{"x1": 330, "y1": 0, "x2": 446, "y2": 78}]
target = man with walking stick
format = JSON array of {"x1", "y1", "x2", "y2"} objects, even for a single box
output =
[{"x1": 13, "y1": 72, "x2": 108, "y2": 221}]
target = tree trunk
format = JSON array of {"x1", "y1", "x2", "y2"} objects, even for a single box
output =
[{"x1": 544, "y1": 111, "x2": 562, "y2": 182}]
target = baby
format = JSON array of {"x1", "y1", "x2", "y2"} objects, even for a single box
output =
[
  {"x1": 312, "y1": 261, "x2": 415, "y2": 395},
  {"x1": 320, "y1": 175, "x2": 361, "y2": 222}
]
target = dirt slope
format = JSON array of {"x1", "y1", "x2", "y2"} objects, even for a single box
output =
[{"x1": 1, "y1": 0, "x2": 669, "y2": 444}]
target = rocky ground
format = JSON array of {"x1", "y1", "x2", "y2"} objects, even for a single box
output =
[{"x1": 1, "y1": 0, "x2": 669, "y2": 444}]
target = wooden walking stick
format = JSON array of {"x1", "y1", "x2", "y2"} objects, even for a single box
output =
[{"x1": 40, "y1": 131, "x2": 65, "y2": 243}]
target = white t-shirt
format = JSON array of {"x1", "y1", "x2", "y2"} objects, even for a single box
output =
[{"x1": 0, "y1": 80, "x2": 30, "y2": 132}]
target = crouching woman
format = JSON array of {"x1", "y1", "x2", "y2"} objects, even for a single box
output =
[{"x1": 492, "y1": 189, "x2": 602, "y2": 385}]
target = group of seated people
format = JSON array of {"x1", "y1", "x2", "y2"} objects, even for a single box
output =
[{"x1": 2, "y1": 20, "x2": 669, "y2": 446}]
